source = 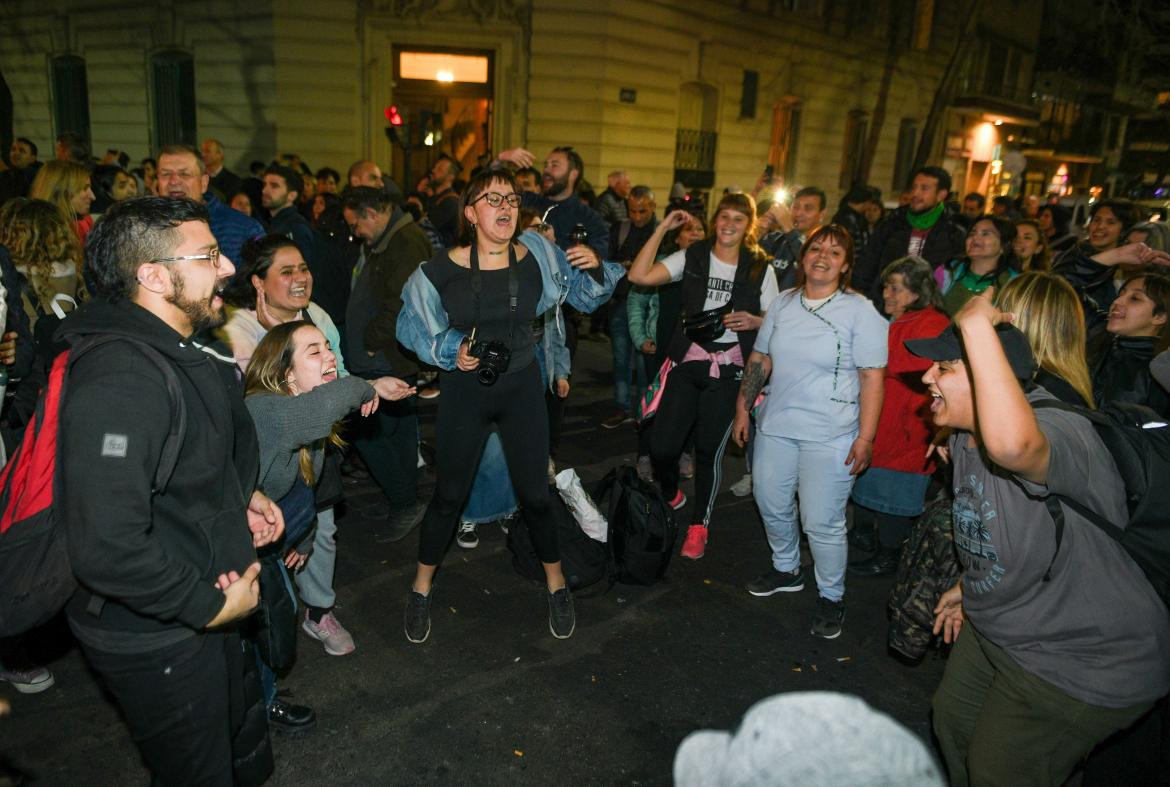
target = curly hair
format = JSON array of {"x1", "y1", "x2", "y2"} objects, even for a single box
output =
[{"x1": 0, "y1": 198, "x2": 83, "y2": 308}]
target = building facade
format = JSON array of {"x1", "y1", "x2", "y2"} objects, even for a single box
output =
[{"x1": 3, "y1": 0, "x2": 989, "y2": 207}]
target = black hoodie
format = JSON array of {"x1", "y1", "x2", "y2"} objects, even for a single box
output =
[{"x1": 57, "y1": 300, "x2": 259, "y2": 651}]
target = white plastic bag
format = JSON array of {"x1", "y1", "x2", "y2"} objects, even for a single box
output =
[{"x1": 554, "y1": 467, "x2": 608, "y2": 543}]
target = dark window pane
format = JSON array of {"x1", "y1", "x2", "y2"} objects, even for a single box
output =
[
  {"x1": 50, "y1": 55, "x2": 91, "y2": 143},
  {"x1": 152, "y1": 51, "x2": 197, "y2": 147},
  {"x1": 740, "y1": 70, "x2": 758, "y2": 120}
]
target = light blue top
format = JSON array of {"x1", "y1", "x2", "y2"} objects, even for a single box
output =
[
  {"x1": 754, "y1": 288, "x2": 888, "y2": 441},
  {"x1": 397, "y1": 229, "x2": 622, "y2": 375}
]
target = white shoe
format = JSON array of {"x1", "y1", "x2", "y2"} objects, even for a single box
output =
[{"x1": 730, "y1": 472, "x2": 753, "y2": 497}]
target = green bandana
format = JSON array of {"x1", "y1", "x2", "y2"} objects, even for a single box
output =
[{"x1": 906, "y1": 202, "x2": 944, "y2": 231}]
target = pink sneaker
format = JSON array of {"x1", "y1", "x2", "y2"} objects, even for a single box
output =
[
  {"x1": 680, "y1": 524, "x2": 708, "y2": 559},
  {"x1": 667, "y1": 490, "x2": 687, "y2": 511},
  {"x1": 302, "y1": 610, "x2": 356, "y2": 656}
]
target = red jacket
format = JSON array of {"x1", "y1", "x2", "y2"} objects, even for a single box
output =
[{"x1": 871, "y1": 307, "x2": 949, "y2": 474}]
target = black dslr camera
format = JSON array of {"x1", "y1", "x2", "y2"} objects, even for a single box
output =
[{"x1": 469, "y1": 339, "x2": 511, "y2": 385}]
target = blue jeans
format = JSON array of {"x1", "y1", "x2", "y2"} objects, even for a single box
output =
[
  {"x1": 609, "y1": 299, "x2": 634, "y2": 411},
  {"x1": 752, "y1": 432, "x2": 857, "y2": 602}
]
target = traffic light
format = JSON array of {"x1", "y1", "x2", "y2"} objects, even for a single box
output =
[
  {"x1": 384, "y1": 105, "x2": 410, "y2": 148},
  {"x1": 421, "y1": 110, "x2": 443, "y2": 147}
]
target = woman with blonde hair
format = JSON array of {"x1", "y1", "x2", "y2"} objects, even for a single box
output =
[
  {"x1": 0, "y1": 198, "x2": 85, "y2": 329},
  {"x1": 629, "y1": 191, "x2": 780, "y2": 560},
  {"x1": 29, "y1": 160, "x2": 95, "y2": 243},
  {"x1": 996, "y1": 272, "x2": 1093, "y2": 406}
]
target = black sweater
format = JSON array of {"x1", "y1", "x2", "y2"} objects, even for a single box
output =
[{"x1": 58, "y1": 300, "x2": 259, "y2": 650}]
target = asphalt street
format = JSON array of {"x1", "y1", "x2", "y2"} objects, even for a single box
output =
[{"x1": 2, "y1": 337, "x2": 948, "y2": 785}]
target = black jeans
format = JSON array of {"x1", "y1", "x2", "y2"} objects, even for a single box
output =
[
  {"x1": 418, "y1": 361, "x2": 556, "y2": 565},
  {"x1": 80, "y1": 631, "x2": 255, "y2": 787},
  {"x1": 649, "y1": 360, "x2": 739, "y2": 527},
  {"x1": 352, "y1": 375, "x2": 418, "y2": 509}
]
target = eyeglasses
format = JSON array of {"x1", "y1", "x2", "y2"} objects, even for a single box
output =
[
  {"x1": 151, "y1": 248, "x2": 222, "y2": 269},
  {"x1": 471, "y1": 191, "x2": 521, "y2": 208}
]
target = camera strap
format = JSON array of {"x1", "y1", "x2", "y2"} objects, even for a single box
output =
[{"x1": 469, "y1": 242, "x2": 520, "y2": 346}]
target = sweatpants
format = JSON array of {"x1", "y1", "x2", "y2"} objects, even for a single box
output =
[
  {"x1": 932, "y1": 624, "x2": 1152, "y2": 787},
  {"x1": 418, "y1": 361, "x2": 557, "y2": 565},
  {"x1": 649, "y1": 360, "x2": 739, "y2": 527}
]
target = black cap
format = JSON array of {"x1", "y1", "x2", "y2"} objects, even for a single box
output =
[{"x1": 904, "y1": 323, "x2": 1037, "y2": 382}]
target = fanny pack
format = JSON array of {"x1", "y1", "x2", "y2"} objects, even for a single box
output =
[{"x1": 682, "y1": 303, "x2": 731, "y2": 344}]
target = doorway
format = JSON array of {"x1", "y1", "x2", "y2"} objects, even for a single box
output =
[{"x1": 390, "y1": 47, "x2": 495, "y2": 191}]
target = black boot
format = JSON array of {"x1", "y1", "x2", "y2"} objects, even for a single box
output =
[
  {"x1": 847, "y1": 547, "x2": 900, "y2": 577},
  {"x1": 847, "y1": 524, "x2": 877, "y2": 558}
]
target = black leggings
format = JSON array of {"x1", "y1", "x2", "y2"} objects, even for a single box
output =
[
  {"x1": 649, "y1": 360, "x2": 739, "y2": 527},
  {"x1": 854, "y1": 504, "x2": 914, "y2": 550},
  {"x1": 418, "y1": 361, "x2": 556, "y2": 565}
]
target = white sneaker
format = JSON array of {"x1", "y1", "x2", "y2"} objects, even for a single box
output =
[{"x1": 730, "y1": 472, "x2": 753, "y2": 497}]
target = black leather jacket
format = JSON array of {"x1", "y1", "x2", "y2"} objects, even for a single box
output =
[{"x1": 1090, "y1": 334, "x2": 1170, "y2": 417}]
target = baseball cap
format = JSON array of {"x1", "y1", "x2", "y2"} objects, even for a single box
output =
[{"x1": 904, "y1": 322, "x2": 1037, "y2": 382}]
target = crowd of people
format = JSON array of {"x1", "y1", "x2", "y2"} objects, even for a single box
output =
[{"x1": 1, "y1": 126, "x2": 1169, "y2": 785}]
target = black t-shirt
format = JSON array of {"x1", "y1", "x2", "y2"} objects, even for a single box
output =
[{"x1": 423, "y1": 248, "x2": 542, "y2": 375}]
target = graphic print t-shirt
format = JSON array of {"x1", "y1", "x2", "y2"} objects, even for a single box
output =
[
  {"x1": 659, "y1": 249, "x2": 780, "y2": 345},
  {"x1": 949, "y1": 387, "x2": 1170, "y2": 707}
]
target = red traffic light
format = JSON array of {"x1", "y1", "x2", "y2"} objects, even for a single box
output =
[{"x1": 384, "y1": 105, "x2": 404, "y2": 126}]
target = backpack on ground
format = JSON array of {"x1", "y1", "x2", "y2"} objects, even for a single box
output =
[
  {"x1": 507, "y1": 491, "x2": 609, "y2": 591},
  {"x1": 589, "y1": 466, "x2": 678, "y2": 586},
  {"x1": 0, "y1": 336, "x2": 186, "y2": 637},
  {"x1": 887, "y1": 492, "x2": 961, "y2": 662},
  {"x1": 1034, "y1": 399, "x2": 1170, "y2": 605}
]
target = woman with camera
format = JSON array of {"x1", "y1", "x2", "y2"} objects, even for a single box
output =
[
  {"x1": 627, "y1": 193, "x2": 779, "y2": 561},
  {"x1": 397, "y1": 168, "x2": 620, "y2": 643}
]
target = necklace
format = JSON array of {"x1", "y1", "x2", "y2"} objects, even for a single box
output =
[{"x1": 486, "y1": 250, "x2": 506, "y2": 255}]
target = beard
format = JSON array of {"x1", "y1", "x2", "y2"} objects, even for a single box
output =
[
  {"x1": 542, "y1": 171, "x2": 571, "y2": 196},
  {"x1": 166, "y1": 268, "x2": 225, "y2": 334}
]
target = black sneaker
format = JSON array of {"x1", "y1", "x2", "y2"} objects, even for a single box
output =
[
  {"x1": 547, "y1": 587, "x2": 576, "y2": 639},
  {"x1": 456, "y1": 521, "x2": 479, "y2": 549},
  {"x1": 847, "y1": 547, "x2": 900, "y2": 577},
  {"x1": 267, "y1": 697, "x2": 316, "y2": 735},
  {"x1": 847, "y1": 524, "x2": 877, "y2": 555},
  {"x1": 746, "y1": 566, "x2": 805, "y2": 596},
  {"x1": 810, "y1": 596, "x2": 845, "y2": 639},
  {"x1": 378, "y1": 500, "x2": 428, "y2": 543},
  {"x1": 404, "y1": 589, "x2": 432, "y2": 643}
]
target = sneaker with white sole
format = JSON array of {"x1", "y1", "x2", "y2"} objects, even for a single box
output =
[
  {"x1": 667, "y1": 490, "x2": 687, "y2": 511},
  {"x1": 547, "y1": 587, "x2": 576, "y2": 639},
  {"x1": 456, "y1": 521, "x2": 479, "y2": 549},
  {"x1": 746, "y1": 566, "x2": 805, "y2": 596},
  {"x1": 0, "y1": 665, "x2": 54, "y2": 694},
  {"x1": 405, "y1": 589, "x2": 432, "y2": 643},
  {"x1": 811, "y1": 596, "x2": 845, "y2": 639},
  {"x1": 302, "y1": 611, "x2": 356, "y2": 656},
  {"x1": 730, "y1": 472, "x2": 753, "y2": 497}
]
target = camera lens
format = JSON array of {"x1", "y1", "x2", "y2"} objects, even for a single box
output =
[{"x1": 477, "y1": 366, "x2": 498, "y2": 385}]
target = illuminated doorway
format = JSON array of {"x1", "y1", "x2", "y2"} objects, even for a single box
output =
[{"x1": 390, "y1": 47, "x2": 494, "y2": 190}]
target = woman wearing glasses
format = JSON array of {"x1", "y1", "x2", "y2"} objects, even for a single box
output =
[{"x1": 397, "y1": 168, "x2": 620, "y2": 643}]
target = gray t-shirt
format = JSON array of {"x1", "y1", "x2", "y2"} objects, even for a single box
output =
[{"x1": 951, "y1": 387, "x2": 1170, "y2": 707}]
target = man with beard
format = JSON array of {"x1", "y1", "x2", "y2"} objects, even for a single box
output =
[
  {"x1": 499, "y1": 146, "x2": 609, "y2": 263},
  {"x1": 58, "y1": 196, "x2": 284, "y2": 785},
  {"x1": 155, "y1": 145, "x2": 263, "y2": 271},
  {"x1": 423, "y1": 154, "x2": 462, "y2": 247},
  {"x1": 853, "y1": 166, "x2": 967, "y2": 303}
]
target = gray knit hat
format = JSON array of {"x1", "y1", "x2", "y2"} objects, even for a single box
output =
[{"x1": 673, "y1": 692, "x2": 943, "y2": 787}]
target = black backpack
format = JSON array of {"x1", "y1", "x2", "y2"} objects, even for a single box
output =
[
  {"x1": 507, "y1": 491, "x2": 608, "y2": 591},
  {"x1": 590, "y1": 466, "x2": 678, "y2": 586},
  {"x1": 1035, "y1": 399, "x2": 1170, "y2": 604}
]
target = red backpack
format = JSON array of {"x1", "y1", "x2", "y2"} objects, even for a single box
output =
[{"x1": 0, "y1": 336, "x2": 186, "y2": 636}]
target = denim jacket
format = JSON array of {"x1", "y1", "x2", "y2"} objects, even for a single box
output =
[{"x1": 397, "y1": 230, "x2": 622, "y2": 376}]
